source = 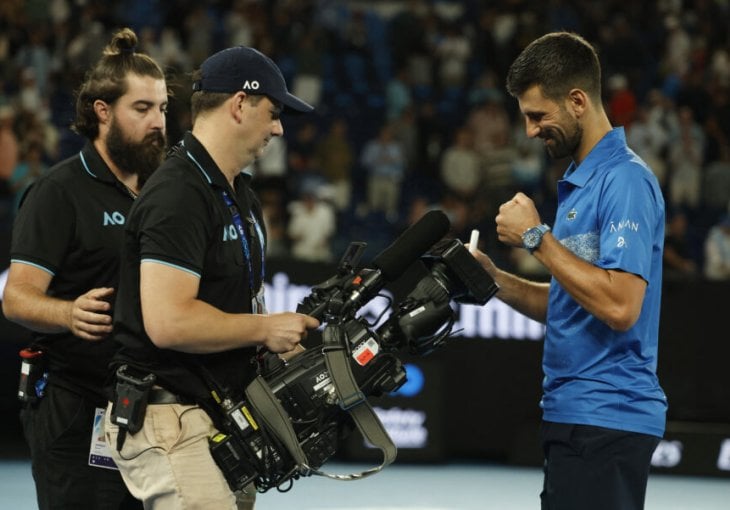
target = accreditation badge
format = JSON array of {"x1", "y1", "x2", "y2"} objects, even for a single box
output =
[
  {"x1": 252, "y1": 285, "x2": 267, "y2": 314},
  {"x1": 88, "y1": 407, "x2": 119, "y2": 470}
]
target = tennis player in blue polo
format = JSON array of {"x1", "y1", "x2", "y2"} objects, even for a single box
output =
[{"x1": 470, "y1": 32, "x2": 666, "y2": 510}]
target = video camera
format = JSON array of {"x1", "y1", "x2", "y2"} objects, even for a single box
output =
[{"x1": 209, "y1": 210, "x2": 499, "y2": 493}]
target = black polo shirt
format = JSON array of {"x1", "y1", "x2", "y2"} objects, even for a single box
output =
[
  {"x1": 9, "y1": 142, "x2": 136, "y2": 402},
  {"x1": 112, "y1": 131, "x2": 266, "y2": 402}
]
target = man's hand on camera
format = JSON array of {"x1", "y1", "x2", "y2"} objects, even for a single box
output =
[{"x1": 262, "y1": 312, "x2": 320, "y2": 353}]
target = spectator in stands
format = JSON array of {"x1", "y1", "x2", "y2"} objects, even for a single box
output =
[
  {"x1": 9, "y1": 140, "x2": 48, "y2": 215},
  {"x1": 606, "y1": 73, "x2": 637, "y2": 129},
  {"x1": 255, "y1": 132, "x2": 288, "y2": 185},
  {"x1": 341, "y1": 8, "x2": 376, "y2": 97},
  {"x1": 0, "y1": 105, "x2": 19, "y2": 181},
  {"x1": 391, "y1": 105, "x2": 420, "y2": 176},
  {"x1": 138, "y1": 27, "x2": 190, "y2": 71},
  {"x1": 467, "y1": 92, "x2": 512, "y2": 156},
  {"x1": 316, "y1": 117, "x2": 354, "y2": 212},
  {"x1": 65, "y1": 20, "x2": 107, "y2": 71},
  {"x1": 704, "y1": 213, "x2": 730, "y2": 281},
  {"x1": 645, "y1": 88, "x2": 679, "y2": 142},
  {"x1": 600, "y1": 15, "x2": 648, "y2": 98},
  {"x1": 183, "y1": 5, "x2": 215, "y2": 66},
  {"x1": 663, "y1": 209, "x2": 699, "y2": 279},
  {"x1": 0, "y1": 104, "x2": 20, "y2": 229},
  {"x1": 702, "y1": 86, "x2": 730, "y2": 165},
  {"x1": 223, "y1": 0, "x2": 258, "y2": 47},
  {"x1": 667, "y1": 106, "x2": 705, "y2": 211},
  {"x1": 702, "y1": 145, "x2": 730, "y2": 215},
  {"x1": 259, "y1": 188, "x2": 289, "y2": 259},
  {"x1": 288, "y1": 183, "x2": 337, "y2": 263},
  {"x1": 287, "y1": 120, "x2": 322, "y2": 195},
  {"x1": 360, "y1": 122, "x2": 406, "y2": 222},
  {"x1": 17, "y1": 68, "x2": 45, "y2": 118},
  {"x1": 661, "y1": 15, "x2": 691, "y2": 86},
  {"x1": 292, "y1": 29, "x2": 325, "y2": 108},
  {"x1": 510, "y1": 126, "x2": 546, "y2": 197},
  {"x1": 439, "y1": 125, "x2": 482, "y2": 201},
  {"x1": 434, "y1": 21, "x2": 471, "y2": 92},
  {"x1": 471, "y1": 93, "x2": 519, "y2": 207},
  {"x1": 626, "y1": 105, "x2": 669, "y2": 188},
  {"x1": 14, "y1": 29, "x2": 52, "y2": 97},
  {"x1": 385, "y1": 66, "x2": 413, "y2": 121}
]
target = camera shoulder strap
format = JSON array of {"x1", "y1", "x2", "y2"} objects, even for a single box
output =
[
  {"x1": 244, "y1": 375, "x2": 309, "y2": 467},
  {"x1": 319, "y1": 324, "x2": 398, "y2": 480}
]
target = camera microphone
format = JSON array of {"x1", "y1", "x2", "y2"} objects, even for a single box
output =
[
  {"x1": 343, "y1": 210, "x2": 451, "y2": 313},
  {"x1": 372, "y1": 210, "x2": 451, "y2": 279}
]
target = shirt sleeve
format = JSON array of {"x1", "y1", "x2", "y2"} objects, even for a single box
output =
[
  {"x1": 10, "y1": 178, "x2": 75, "y2": 274},
  {"x1": 597, "y1": 163, "x2": 662, "y2": 281},
  {"x1": 133, "y1": 179, "x2": 212, "y2": 275}
]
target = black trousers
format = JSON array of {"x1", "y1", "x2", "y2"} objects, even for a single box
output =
[
  {"x1": 20, "y1": 383, "x2": 142, "y2": 510},
  {"x1": 540, "y1": 421, "x2": 660, "y2": 510}
]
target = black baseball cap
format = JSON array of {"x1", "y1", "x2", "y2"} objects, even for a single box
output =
[{"x1": 192, "y1": 46, "x2": 314, "y2": 113}]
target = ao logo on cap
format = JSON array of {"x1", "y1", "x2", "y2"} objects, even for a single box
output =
[{"x1": 242, "y1": 80, "x2": 260, "y2": 90}]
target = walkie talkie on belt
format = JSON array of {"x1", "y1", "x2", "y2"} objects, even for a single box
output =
[
  {"x1": 111, "y1": 364, "x2": 156, "y2": 446},
  {"x1": 18, "y1": 347, "x2": 47, "y2": 404}
]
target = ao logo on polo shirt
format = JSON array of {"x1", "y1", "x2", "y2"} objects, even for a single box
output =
[
  {"x1": 103, "y1": 211, "x2": 125, "y2": 226},
  {"x1": 223, "y1": 224, "x2": 238, "y2": 241}
]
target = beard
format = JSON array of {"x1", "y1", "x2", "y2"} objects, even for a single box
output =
[
  {"x1": 542, "y1": 115, "x2": 582, "y2": 160},
  {"x1": 106, "y1": 119, "x2": 166, "y2": 187}
]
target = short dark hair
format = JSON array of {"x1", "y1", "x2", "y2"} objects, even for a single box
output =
[
  {"x1": 72, "y1": 28, "x2": 166, "y2": 140},
  {"x1": 506, "y1": 32, "x2": 602, "y2": 103},
  {"x1": 189, "y1": 68, "x2": 265, "y2": 124},
  {"x1": 189, "y1": 69, "x2": 230, "y2": 123}
]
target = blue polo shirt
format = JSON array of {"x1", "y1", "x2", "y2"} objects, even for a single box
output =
[{"x1": 541, "y1": 127, "x2": 667, "y2": 438}]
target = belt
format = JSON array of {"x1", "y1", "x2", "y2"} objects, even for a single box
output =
[{"x1": 148, "y1": 387, "x2": 195, "y2": 405}]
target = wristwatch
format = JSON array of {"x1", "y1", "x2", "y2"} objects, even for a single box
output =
[{"x1": 522, "y1": 224, "x2": 551, "y2": 254}]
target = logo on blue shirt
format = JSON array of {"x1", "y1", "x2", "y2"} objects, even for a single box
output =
[{"x1": 609, "y1": 219, "x2": 640, "y2": 233}]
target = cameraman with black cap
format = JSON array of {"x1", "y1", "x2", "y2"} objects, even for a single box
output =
[{"x1": 103, "y1": 46, "x2": 319, "y2": 509}]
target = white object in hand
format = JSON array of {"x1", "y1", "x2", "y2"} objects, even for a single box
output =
[{"x1": 468, "y1": 229, "x2": 479, "y2": 254}]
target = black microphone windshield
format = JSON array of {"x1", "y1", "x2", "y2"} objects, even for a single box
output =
[{"x1": 372, "y1": 209, "x2": 450, "y2": 281}]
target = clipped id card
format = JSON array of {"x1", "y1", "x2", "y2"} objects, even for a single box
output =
[
  {"x1": 88, "y1": 407, "x2": 119, "y2": 470},
  {"x1": 252, "y1": 285, "x2": 267, "y2": 314}
]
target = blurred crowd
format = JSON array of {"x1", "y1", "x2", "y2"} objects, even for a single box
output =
[{"x1": 1, "y1": 0, "x2": 729, "y2": 280}]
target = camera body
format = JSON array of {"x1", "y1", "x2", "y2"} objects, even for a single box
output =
[{"x1": 210, "y1": 238, "x2": 498, "y2": 492}]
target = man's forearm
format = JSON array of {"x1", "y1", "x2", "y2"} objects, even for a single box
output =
[
  {"x1": 492, "y1": 268, "x2": 549, "y2": 323},
  {"x1": 3, "y1": 285, "x2": 72, "y2": 334}
]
